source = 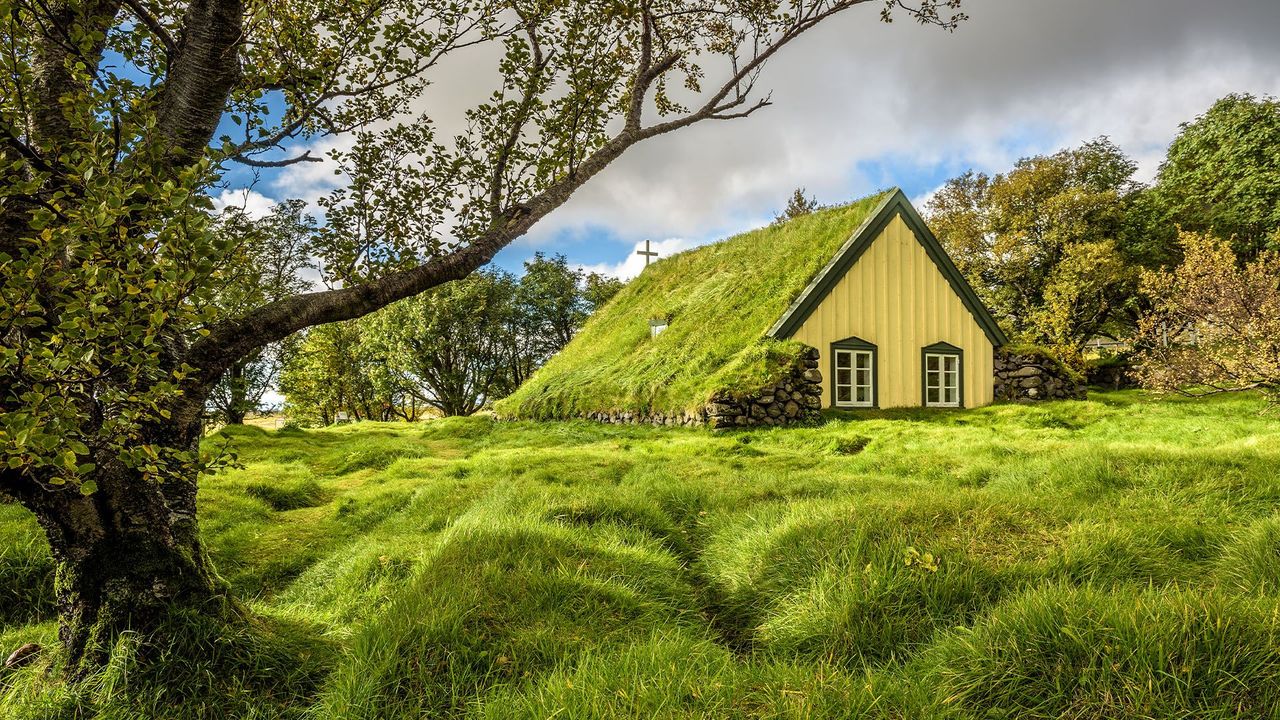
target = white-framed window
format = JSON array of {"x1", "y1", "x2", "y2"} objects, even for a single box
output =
[
  {"x1": 924, "y1": 352, "x2": 961, "y2": 407},
  {"x1": 834, "y1": 349, "x2": 874, "y2": 408}
]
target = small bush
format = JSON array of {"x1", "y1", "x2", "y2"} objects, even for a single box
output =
[{"x1": 1001, "y1": 342, "x2": 1086, "y2": 382}]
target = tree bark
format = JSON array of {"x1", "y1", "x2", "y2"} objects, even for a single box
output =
[{"x1": 16, "y1": 416, "x2": 227, "y2": 673}]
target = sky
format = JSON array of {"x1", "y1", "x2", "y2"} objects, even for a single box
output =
[{"x1": 213, "y1": 0, "x2": 1280, "y2": 281}]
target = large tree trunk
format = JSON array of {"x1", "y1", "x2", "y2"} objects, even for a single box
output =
[{"x1": 19, "y1": 416, "x2": 228, "y2": 673}]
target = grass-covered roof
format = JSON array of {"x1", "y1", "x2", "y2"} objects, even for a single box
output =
[{"x1": 497, "y1": 191, "x2": 892, "y2": 418}]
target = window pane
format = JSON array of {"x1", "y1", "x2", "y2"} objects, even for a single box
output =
[
  {"x1": 856, "y1": 352, "x2": 870, "y2": 370},
  {"x1": 926, "y1": 356, "x2": 939, "y2": 371},
  {"x1": 837, "y1": 387, "x2": 851, "y2": 403},
  {"x1": 945, "y1": 388, "x2": 957, "y2": 404},
  {"x1": 836, "y1": 369, "x2": 851, "y2": 385},
  {"x1": 927, "y1": 388, "x2": 939, "y2": 403},
  {"x1": 856, "y1": 369, "x2": 868, "y2": 386},
  {"x1": 856, "y1": 387, "x2": 868, "y2": 403},
  {"x1": 926, "y1": 371, "x2": 939, "y2": 388},
  {"x1": 836, "y1": 352, "x2": 850, "y2": 369}
]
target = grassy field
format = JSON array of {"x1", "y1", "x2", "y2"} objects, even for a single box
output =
[{"x1": 3, "y1": 391, "x2": 1280, "y2": 718}]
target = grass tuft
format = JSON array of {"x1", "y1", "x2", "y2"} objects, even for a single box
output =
[{"x1": 926, "y1": 585, "x2": 1280, "y2": 719}]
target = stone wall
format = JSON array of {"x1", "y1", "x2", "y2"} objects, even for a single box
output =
[
  {"x1": 583, "y1": 347, "x2": 824, "y2": 429},
  {"x1": 1086, "y1": 358, "x2": 1139, "y2": 390},
  {"x1": 994, "y1": 348, "x2": 1087, "y2": 402}
]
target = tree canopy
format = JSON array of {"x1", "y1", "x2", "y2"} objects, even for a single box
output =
[
  {"x1": 925, "y1": 138, "x2": 1141, "y2": 356},
  {"x1": 1148, "y1": 94, "x2": 1280, "y2": 259},
  {"x1": 0, "y1": 0, "x2": 968, "y2": 669}
]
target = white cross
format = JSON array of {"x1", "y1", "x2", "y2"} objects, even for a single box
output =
[{"x1": 636, "y1": 239, "x2": 658, "y2": 266}]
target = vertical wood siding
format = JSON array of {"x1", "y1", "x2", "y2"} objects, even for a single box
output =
[{"x1": 790, "y1": 214, "x2": 994, "y2": 408}]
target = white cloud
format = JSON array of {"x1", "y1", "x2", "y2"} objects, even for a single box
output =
[
  {"x1": 510, "y1": 0, "x2": 1280, "y2": 255},
  {"x1": 232, "y1": 0, "x2": 1280, "y2": 274},
  {"x1": 210, "y1": 188, "x2": 276, "y2": 219},
  {"x1": 269, "y1": 135, "x2": 356, "y2": 214}
]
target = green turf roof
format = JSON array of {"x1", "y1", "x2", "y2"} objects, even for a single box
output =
[{"x1": 496, "y1": 191, "x2": 893, "y2": 419}]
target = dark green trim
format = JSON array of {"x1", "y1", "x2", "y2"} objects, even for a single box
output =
[
  {"x1": 767, "y1": 191, "x2": 897, "y2": 340},
  {"x1": 768, "y1": 189, "x2": 1008, "y2": 347},
  {"x1": 921, "y1": 342, "x2": 964, "y2": 409},
  {"x1": 830, "y1": 335, "x2": 877, "y2": 409}
]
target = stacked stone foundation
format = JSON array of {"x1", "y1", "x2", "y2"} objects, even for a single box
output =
[
  {"x1": 582, "y1": 347, "x2": 824, "y2": 429},
  {"x1": 994, "y1": 349, "x2": 1087, "y2": 402}
]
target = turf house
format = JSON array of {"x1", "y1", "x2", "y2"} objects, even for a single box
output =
[{"x1": 497, "y1": 189, "x2": 1008, "y2": 427}]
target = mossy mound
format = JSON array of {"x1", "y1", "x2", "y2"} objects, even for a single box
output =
[{"x1": 496, "y1": 192, "x2": 890, "y2": 419}]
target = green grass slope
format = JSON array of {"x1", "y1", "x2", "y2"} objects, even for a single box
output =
[
  {"x1": 5, "y1": 392, "x2": 1280, "y2": 718},
  {"x1": 496, "y1": 192, "x2": 891, "y2": 419}
]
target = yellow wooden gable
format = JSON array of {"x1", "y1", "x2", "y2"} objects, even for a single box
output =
[{"x1": 768, "y1": 190, "x2": 1006, "y2": 409}]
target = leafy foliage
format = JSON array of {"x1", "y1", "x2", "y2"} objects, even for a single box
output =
[
  {"x1": 1148, "y1": 93, "x2": 1280, "y2": 259},
  {"x1": 283, "y1": 255, "x2": 621, "y2": 421},
  {"x1": 279, "y1": 321, "x2": 412, "y2": 426},
  {"x1": 926, "y1": 139, "x2": 1146, "y2": 358},
  {"x1": 366, "y1": 270, "x2": 520, "y2": 417},
  {"x1": 206, "y1": 201, "x2": 317, "y2": 424},
  {"x1": 1134, "y1": 232, "x2": 1280, "y2": 402}
]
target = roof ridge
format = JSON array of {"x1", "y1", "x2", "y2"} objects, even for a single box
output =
[{"x1": 767, "y1": 189, "x2": 1007, "y2": 346}]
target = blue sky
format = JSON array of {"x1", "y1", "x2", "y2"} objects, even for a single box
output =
[{"x1": 208, "y1": 0, "x2": 1280, "y2": 282}]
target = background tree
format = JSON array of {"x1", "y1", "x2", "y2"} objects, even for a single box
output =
[
  {"x1": 206, "y1": 201, "x2": 316, "y2": 424},
  {"x1": 363, "y1": 270, "x2": 519, "y2": 417},
  {"x1": 774, "y1": 187, "x2": 821, "y2": 223},
  {"x1": 1134, "y1": 232, "x2": 1280, "y2": 402},
  {"x1": 926, "y1": 138, "x2": 1144, "y2": 357},
  {"x1": 0, "y1": 0, "x2": 966, "y2": 668},
  {"x1": 518, "y1": 253, "x2": 585, "y2": 352},
  {"x1": 279, "y1": 321, "x2": 414, "y2": 425},
  {"x1": 1146, "y1": 94, "x2": 1280, "y2": 259},
  {"x1": 583, "y1": 271, "x2": 625, "y2": 311},
  {"x1": 283, "y1": 260, "x2": 626, "y2": 420}
]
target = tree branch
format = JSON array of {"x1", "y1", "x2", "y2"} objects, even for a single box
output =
[
  {"x1": 231, "y1": 149, "x2": 321, "y2": 168},
  {"x1": 121, "y1": 0, "x2": 176, "y2": 66},
  {"x1": 154, "y1": 0, "x2": 245, "y2": 164},
  {"x1": 187, "y1": 0, "x2": 929, "y2": 390}
]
